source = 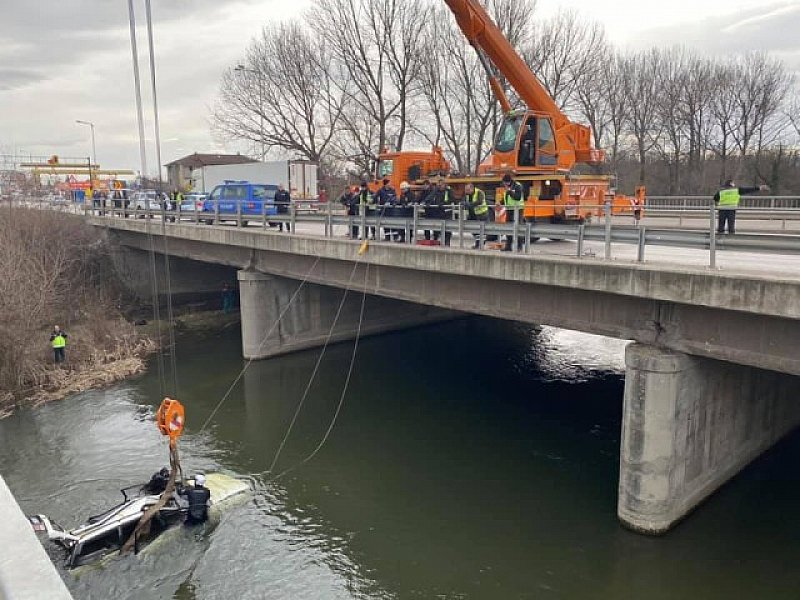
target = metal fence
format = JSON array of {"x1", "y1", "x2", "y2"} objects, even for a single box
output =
[
  {"x1": 49, "y1": 196, "x2": 800, "y2": 270},
  {"x1": 646, "y1": 195, "x2": 800, "y2": 210}
]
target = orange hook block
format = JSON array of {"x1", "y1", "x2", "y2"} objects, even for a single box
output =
[{"x1": 156, "y1": 397, "x2": 185, "y2": 447}]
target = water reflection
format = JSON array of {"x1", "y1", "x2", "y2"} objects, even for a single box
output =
[{"x1": 2, "y1": 317, "x2": 800, "y2": 599}]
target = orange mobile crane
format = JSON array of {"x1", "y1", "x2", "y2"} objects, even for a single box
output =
[{"x1": 374, "y1": 0, "x2": 643, "y2": 222}]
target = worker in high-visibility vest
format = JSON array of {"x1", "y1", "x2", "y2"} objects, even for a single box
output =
[
  {"x1": 50, "y1": 325, "x2": 68, "y2": 364},
  {"x1": 713, "y1": 179, "x2": 769, "y2": 235},
  {"x1": 356, "y1": 180, "x2": 376, "y2": 240},
  {"x1": 500, "y1": 173, "x2": 525, "y2": 251},
  {"x1": 464, "y1": 182, "x2": 489, "y2": 249}
]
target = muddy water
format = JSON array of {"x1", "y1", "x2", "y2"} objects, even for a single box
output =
[{"x1": 2, "y1": 318, "x2": 800, "y2": 599}]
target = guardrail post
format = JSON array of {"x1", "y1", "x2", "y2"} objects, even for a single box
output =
[
  {"x1": 214, "y1": 199, "x2": 219, "y2": 225},
  {"x1": 709, "y1": 201, "x2": 717, "y2": 269},
  {"x1": 326, "y1": 198, "x2": 333, "y2": 237},
  {"x1": 513, "y1": 207, "x2": 520, "y2": 253},
  {"x1": 637, "y1": 226, "x2": 646, "y2": 262},
  {"x1": 360, "y1": 204, "x2": 366, "y2": 240},
  {"x1": 236, "y1": 199, "x2": 242, "y2": 227},
  {"x1": 290, "y1": 201, "x2": 297, "y2": 233},
  {"x1": 440, "y1": 219, "x2": 446, "y2": 246},
  {"x1": 412, "y1": 204, "x2": 419, "y2": 244},
  {"x1": 458, "y1": 205, "x2": 464, "y2": 248},
  {"x1": 577, "y1": 223, "x2": 585, "y2": 257},
  {"x1": 525, "y1": 222, "x2": 532, "y2": 254},
  {"x1": 604, "y1": 201, "x2": 612, "y2": 259},
  {"x1": 479, "y1": 220, "x2": 485, "y2": 249}
]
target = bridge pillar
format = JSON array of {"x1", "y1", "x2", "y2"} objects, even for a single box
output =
[
  {"x1": 237, "y1": 269, "x2": 456, "y2": 360},
  {"x1": 619, "y1": 343, "x2": 800, "y2": 534}
]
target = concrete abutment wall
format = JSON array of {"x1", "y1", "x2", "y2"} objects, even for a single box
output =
[
  {"x1": 238, "y1": 270, "x2": 459, "y2": 359},
  {"x1": 619, "y1": 342, "x2": 800, "y2": 534}
]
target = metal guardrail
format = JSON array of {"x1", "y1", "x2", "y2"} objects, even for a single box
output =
[{"x1": 11, "y1": 197, "x2": 800, "y2": 269}]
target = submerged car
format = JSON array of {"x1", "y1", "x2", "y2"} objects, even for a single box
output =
[{"x1": 29, "y1": 472, "x2": 248, "y2": 568}]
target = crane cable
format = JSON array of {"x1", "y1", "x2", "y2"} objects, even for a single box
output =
[
  {"x1": 145, "y1": 0, "x2": 180, "y2": 398},
  {"x1": 271, "y1": 260, "x2": 370, "y2": 481},
  {"x1": 198, "y1": 256, "x2": 322, "y2": 433},
  {"x1": 267, "y1": 254, "x2": 367, "y2": 475}
]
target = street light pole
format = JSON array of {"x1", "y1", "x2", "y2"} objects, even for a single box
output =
[
  {"x1": 234, "y1": 64, "x2": 265, "y2": 160},
  {"x1": 75, "y1": 119, "x2": 96, "y2": 187}
]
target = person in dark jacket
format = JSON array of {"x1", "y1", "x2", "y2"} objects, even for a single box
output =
[
  {"x1": 182, "y1": 473, "x2": 211, "y2": 525},
  {"x1": 713, "y1": 179, "x2": 769, "y2": 234},
  {"x1": 274, "y1": 184, "x2": 291, "y2": 232},
  {"x1": 423, "y1": 178, "x2": 454, "y2": 245},
  {"x1": 375, "y1": 178, "x2": 398, "y2": 241},
  {"x1": 145, "y1": 467, "x2": 170, "y2": 494},
  {"x1": 396, "y1": 181, "x2": 415, "y2": 242},
  {"x1": 339, "y1": 186, "x2": 359, "y2": 238}
]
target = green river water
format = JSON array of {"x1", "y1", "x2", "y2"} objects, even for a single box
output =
[{"x1": 1, "y1": 318, "x2": 800, "y2": 599}]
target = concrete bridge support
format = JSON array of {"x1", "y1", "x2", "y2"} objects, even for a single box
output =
[
  {"x1": 237, "y1": 270, "x2": 457, "y2": 359},
  {"x1": 619, "y1": 343, "x2": 800, "y2": 534}
]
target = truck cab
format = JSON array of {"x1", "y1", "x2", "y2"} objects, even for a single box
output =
[{"x1": 202, "y1": 180, "x2": 278, "y2": 224}]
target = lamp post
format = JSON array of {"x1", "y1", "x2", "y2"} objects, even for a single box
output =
[
  {"x1": 234, "y1": 64, "x2": 265, "y2": 160},
  {"x1": 75, "y1": 120, "x2": 97, "y2": 188}
]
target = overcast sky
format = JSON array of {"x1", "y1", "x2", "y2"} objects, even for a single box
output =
[{"x1": 0, "y1": 0, "x2": 796, "y2": 175}]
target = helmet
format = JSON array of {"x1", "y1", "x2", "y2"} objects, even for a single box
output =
[{"x1": 194, "y1": 473, "x2": 206, "y2": 486}]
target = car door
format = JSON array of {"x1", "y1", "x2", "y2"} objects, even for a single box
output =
[{"x1": 219, "y1": 185, "x2": 246, "y2": 214}]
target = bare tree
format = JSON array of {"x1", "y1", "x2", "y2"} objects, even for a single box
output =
[
  {"x1": 308, "y1": 0, "x2": 430, "y2": 170},
  {"x1": 212, "y1": 22, "x2": 347, "y2": 162},
  {"x1": 621, "y1": 49, "x2": 663, "y2": 184},
  {"x1": 524, "y1": 9, "x2": 607, "y2": 112},
  {"x1": 731, "y1": 52, "x2": 791, "y2": 164}
]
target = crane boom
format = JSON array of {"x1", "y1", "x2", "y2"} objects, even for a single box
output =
[
  {"x1": 443, "y1": 0, "x2": 567, "y2": 130},
  {"x1": 443, "y1": 0, "x2": 601, "y2": 167}
]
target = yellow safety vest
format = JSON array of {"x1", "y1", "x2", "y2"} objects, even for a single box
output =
[
  {"x1": 503, "y1": 183, "x2": 524, "y2": 208},
  {"x1": 51, "y1": 334, "x2": 66, "y2": 349},
  {"x1": 468, "y1": 190, "x2": 488, "y2": 215},
  {"x1": 718, "y1": 188, "x2": 740, "y2": 207}
]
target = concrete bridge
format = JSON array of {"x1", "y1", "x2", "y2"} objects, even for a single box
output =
[{"x1": 96, "y1": 217, "x2": 800, "y2": 536}]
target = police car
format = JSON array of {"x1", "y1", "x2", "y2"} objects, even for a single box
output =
[{"x1": 201, "y1": 181, "x2": 278, "y2": 225}]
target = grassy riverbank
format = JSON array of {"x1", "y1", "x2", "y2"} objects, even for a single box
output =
[{"x1": 0, "y1": 208, "x2": 156, "y2": 416}]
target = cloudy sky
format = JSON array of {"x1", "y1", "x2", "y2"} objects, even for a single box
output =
[{"x1": 0, "y1": 0, "x2": 796, "y2": 175}]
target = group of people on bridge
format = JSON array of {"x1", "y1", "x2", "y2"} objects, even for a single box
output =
[{"x1": 338, "y1": 173, "x2": 525, "y2": 251}]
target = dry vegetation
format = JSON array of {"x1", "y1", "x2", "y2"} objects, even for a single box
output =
[
  {"x1": 213, "y1": 0, "x2": 800, "y2": 195},
  {"x1": 0, "y1": 206, "x2": 154, "y2": 414}
]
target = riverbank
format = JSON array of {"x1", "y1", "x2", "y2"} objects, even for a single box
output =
[
  {"x1": 0, "y1": 207, "x2": 240, "y2": 417},
  {"x1": 0, "y1": 310, "x2": 240, "y2": 419}
]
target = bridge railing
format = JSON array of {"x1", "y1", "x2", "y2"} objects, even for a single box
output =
[
  {"x1": 91, "y1": 198, "x2": 800, "y2": 268},
  {"x1": 11, "y1": 196, "x2": 800, "y2": 269}
]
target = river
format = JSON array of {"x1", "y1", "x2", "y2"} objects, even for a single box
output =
[{"x1": 2, "y1": 318, "x2": 800, "y2": 599}]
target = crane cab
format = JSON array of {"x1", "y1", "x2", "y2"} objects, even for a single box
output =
[{"x1": 479, "y1": 110, "x2": 564, "y2": 175}]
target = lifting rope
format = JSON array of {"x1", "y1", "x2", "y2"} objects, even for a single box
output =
[
  {"x1": 272, "y1": 260, "x2": 370, "y2": 481},
  {"x1": 268, "y1": 256, "x2": 367, "y2": 474},
  {"x1": 121, "y1": 396, "x2": 185, "y2": 554},
  {"x1": 198, "y1": 256, "x2": 322, "y2": 433}
]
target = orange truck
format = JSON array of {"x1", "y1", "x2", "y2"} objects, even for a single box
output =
[{"x1": 371, "y1": 0, "x2": 643, "y2": 223}]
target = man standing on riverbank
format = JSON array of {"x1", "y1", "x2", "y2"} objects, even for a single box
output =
[{"x1": 50, "y1": 326, "x2": 68, "y2": 364}]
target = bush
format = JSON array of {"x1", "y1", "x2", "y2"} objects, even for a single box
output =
[{"x1": 0, "y1": 207, "x2": 146, "y2": 407}]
